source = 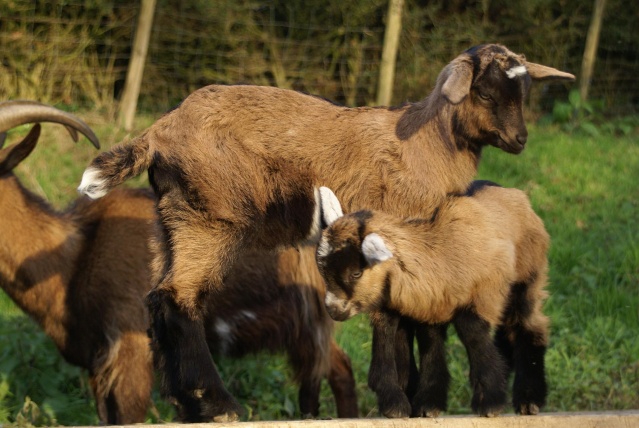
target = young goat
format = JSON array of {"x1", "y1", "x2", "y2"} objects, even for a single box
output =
[
  {"x1": 0, "y1": 103, "x2": 357, "y2": 424},
  {"x1": 316, "y1": 182, "x2": 551, "y2": 417},
  {"x1": 78, "y1": 43, "x2": 573, "y2": 421}
]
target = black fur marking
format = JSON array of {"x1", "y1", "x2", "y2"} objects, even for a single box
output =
[
  {"x1": 501, "y1": 277, "x2": 536, "y2": 326},
  {"x1": 368, "y1": 310, "x2": 412, "y2": 418},
  {"x1": 512, "y1": 328, "x2": 547, "y2": 413},
  {"x1": 497, "y1": 272, "x2": 548, "y2": 414},
  {"x1": 352, "y1": 210, "x2": 374, "y2": 236},
  {"x1": 494, "y1": 326, "x2": 515, "y2": 371},
  {"x1": 453, "y1": 308, "x2": 508, "y2": 416},
  {"x1": 149, "y1": 154, "x2": 216, "y2": 226},
  {"x1": 395, "y1": 95, "x2": 446, "y2": 141},
  {"x1": 394, "y1": 317, "x2": 418, "y2": 397},
  {"x1": 411, "y1": 322, "x2": 450, "y2": 417},
  {"x1": 465, "y1": 180, "x2": 502, "y2": 197}
]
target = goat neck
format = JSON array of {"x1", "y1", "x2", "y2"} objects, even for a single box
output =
[{"x1": 0, "y1": 176, "x2": 81, "y2": 347}]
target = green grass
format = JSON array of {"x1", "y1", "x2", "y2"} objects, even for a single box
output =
[{"x1": 0, "y1": 117, "x2": 637, "y2": 425}]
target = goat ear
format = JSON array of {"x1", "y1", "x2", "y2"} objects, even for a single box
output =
[
  {"x1": 362, "y1": 233, "x2": 393, "y2": 266},
  {"x1": 0, "y1": 124, "x2": 41, "y2": 174},
  {"x1": 320, "y1": 186, "x2": 344, "y2": 226},
  {"x1": 441, "y1": 57, "x2": 474, "y2": 104},
  {"x1": 525, "y1": 62, "x2": 576, "y2": 82}
]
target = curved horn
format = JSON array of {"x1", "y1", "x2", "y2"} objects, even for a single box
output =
[
  {"x1": 525, "y1": 62, "x2": 576, "y2": 82},
  {"x1": 0, "y1": 100, "x2": 100, "y2": 149}
]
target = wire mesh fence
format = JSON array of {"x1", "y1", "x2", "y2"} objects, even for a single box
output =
[{"x1": 1, "y1": 0, "x2": 637, "y2": 117}]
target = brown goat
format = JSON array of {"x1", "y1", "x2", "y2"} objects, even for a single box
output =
[
  {"x1": 0, "y1": 103, "x2": 357, "y2": 423},
  {"x1": 78, "y1": 43, "x2": 573, "y2": 422},
  {"x1": 0, "y1": 104, "x2": 154, "y2": 424},
  {"x1": 316, "y1": 181, "x2": 550, "y2": 417}
]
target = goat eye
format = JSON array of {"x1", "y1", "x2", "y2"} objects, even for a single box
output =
[
  {"x1": 478, "y1": 92, "x2": 492, "y2": 102},
  {"x1": 351, "y1": 271, "x2": 362, "y2": 279}
]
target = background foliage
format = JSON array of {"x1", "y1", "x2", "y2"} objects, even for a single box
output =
[{"x1": 1, "y1": 0, "x2": 638, "y2": 115}]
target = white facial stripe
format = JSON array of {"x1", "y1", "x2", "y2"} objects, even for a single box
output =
[
  {"x1": 324, "y1": 291, "x2": 340, "y2": 307},
  {"x1": 506, "y1": 65, "x2": 527, "y2": 79}
]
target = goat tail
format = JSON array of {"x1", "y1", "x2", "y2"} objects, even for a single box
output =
[{"x1": 78, "y1": 134, "x2": 153, "y2": 199}]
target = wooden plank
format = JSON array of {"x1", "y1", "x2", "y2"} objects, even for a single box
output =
[{"x1": 96, "y1": 410, "x2": 639, "y2": 428}]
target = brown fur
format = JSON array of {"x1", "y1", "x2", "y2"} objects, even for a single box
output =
[
  {"x1": 317, "y1": 184, "x2": 550, "y2": 339},
  {"x1": 78, "y1": 43, "x2": 572, "y2": 421},
  {"x1": 1, "y1": 125, "x2": 154, "y2": 425},
  {"x1": 1, "y1": 119, "x2": 357, "y2": 423}
]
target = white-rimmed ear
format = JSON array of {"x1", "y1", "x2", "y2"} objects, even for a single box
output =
[
  {"x1": 362, "y1": 233, "x2": 393, "y2": 266},
  {"x1": 320, "y1": 186, "x2": 343, "y2": 226}
]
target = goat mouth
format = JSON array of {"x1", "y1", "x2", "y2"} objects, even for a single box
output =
[
  {"x1": 326, "y1": 306, "x2": 353, "y2": 322},
  {"x1": 498, "y1": 136, "x2": 525, "y2": 154}
]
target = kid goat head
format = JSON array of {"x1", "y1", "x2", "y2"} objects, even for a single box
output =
[{"x1": 316, "y1": 187, "x2": 397, "y2": 321}]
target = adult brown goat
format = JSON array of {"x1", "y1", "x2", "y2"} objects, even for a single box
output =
[
  {"x1": 78, "y1": 44, "x2": 574, "y2": 422},
  {"x1": 0, "y1": 102, "x2": 357, "y2": 424},
  {"x1": 0, "y1": 102, "x2": 153, "y2": 424}
]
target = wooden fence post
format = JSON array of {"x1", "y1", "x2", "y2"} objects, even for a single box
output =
[
  {"x1": 579, "y1": 0, "x2": 607, "y2": 102},
  {"x1": 118, "y1": 0, "x2": 157, "y2": 131},
  {"x1": 376, "y1": 0, "x2": 404, "y2": 106}
]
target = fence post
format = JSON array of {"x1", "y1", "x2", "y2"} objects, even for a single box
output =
[
  {"x1": 118, "y1": 0, "x2": 157, "y2": 131},
  {"x1": 579, "y1": 0, "x2": 607, "y2": 102},
  {"x1": 376, "y1": 0, "x2": 404, "y2": 106}
]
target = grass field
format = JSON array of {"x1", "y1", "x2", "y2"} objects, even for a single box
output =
[{"x1": 0, "y1": 115, "x2": 637, "y2": 425}]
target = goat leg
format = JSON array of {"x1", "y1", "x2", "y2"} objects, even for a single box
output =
[
  {"x1": 453, "y1": 308, "x2": 507, "y2": 417},
  {"x1": 147, "y1": 288, "x2": 243, "y2": 422},
  {"x1": 368, "y1": 310, "x2": 411, "y2": 418},
  {"x1": 411, "y1": 322, "x2": 450, "y2": 417}
]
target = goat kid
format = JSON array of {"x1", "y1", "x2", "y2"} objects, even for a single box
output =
[
  {"x1": 78, "y1": 43, "x2": 573, "y2": 422},
  {"x1": 316, "y1": 181, "x2": 551, "y2": 417},
  {"x1": 0, "y1": 103, "x2": 357, "y2": 423}
]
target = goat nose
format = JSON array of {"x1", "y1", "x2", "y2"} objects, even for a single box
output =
[{"x1": 517, "y1": 133, "x2": 528, "y2": 146}]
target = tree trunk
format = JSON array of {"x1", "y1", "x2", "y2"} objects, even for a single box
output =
[
  {"x1": 579, "y1": 0, "x2": 607, "y2": 102},
  {"x1": 118, "y1": 0, "x2": 157, "y2": 131},
  {"x1": 376, "y1": 0, "x2": 404, "y2": 106}
]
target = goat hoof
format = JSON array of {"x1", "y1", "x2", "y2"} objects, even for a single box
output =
[
  {"x1": 412, "y1": 408, "x2": 442, "y2": 418},
  {"x1": 517, "y1": 403, "x2": 540, "y2": 415},
  {"x1": 411, "y1": 392, "x2": 446, "y2": 418},
  {"x1": 213, "y1": 412, "x2": 240, "y2": 423},
  {"x1": 378, "y1": 392, "x2": 411, "y2": 418}
]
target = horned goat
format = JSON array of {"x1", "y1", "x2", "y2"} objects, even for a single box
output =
[
  {"x1": 0, "y1": 102, "x2": 357, "y2": 423},
  {"x1": 316, "y1": 181, "x2": 551, "y2": 417},
  {"x1": 78, "y1": 43, "x2": 574, "y2": 422},
  {"x1": 0, "y1": 101, "x2": 153, "y2": 425}
]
